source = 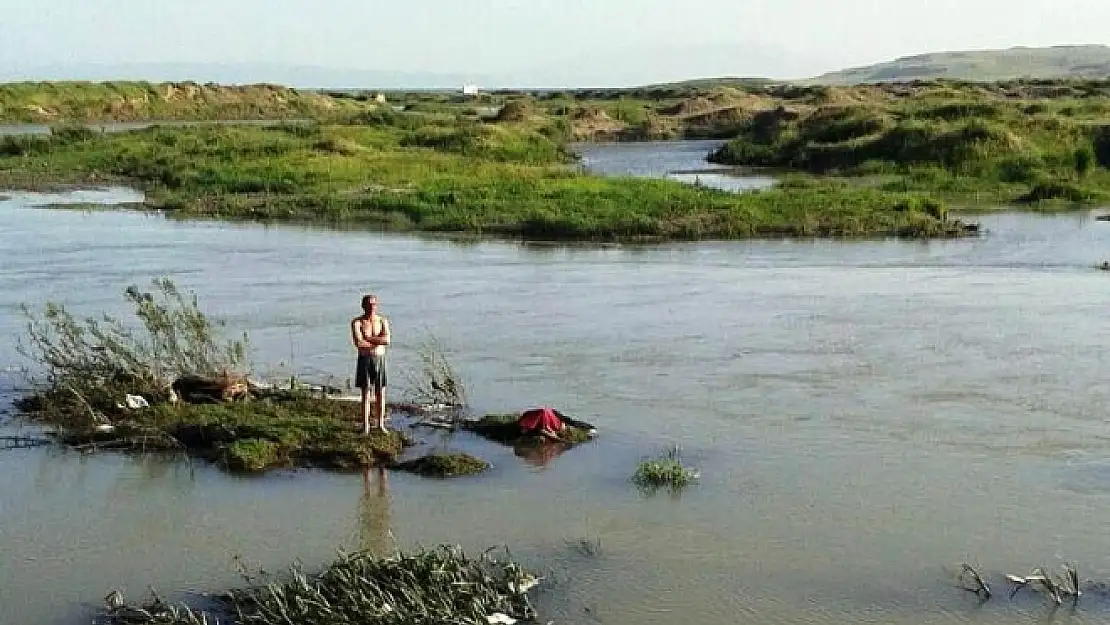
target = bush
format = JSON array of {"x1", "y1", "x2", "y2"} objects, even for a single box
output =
[
  {"x1": 799, "y1": 106, "x2": 891, "y2": 144},
  {"x1": 0, "y1": 134, "x2": 53, "y2": 156},
  {"x1": 1076, "y1": 145, "x2": 1095, "y2": 178},
  {"x1": 51, "y1": 124, "x2": 100, "y2": 143},
  {"x1": 1017, "y1": 182, "x2": 1098, "y2": 204},
  {"x1": 997, "y1": 156, "x2": 1046, "y2": 183},
  {"x1": 1092, "y1": 125, "x2": 1110, "y2": 168},
  {"x1": 19, "y1": 278, "x2": 249, "y2": 427},
  {"x1": 494, "y1": 98, "x2": 536, "y2": 122}
]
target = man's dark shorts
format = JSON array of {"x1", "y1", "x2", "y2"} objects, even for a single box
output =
[{"x1": 355, "y1": 353, "x2": 387, "y2": 390}]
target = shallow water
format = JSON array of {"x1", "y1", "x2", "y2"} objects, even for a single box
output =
[
  {"x1": 571, "y1": 139, "x2": 776, "y2": 192},
  {"x1": 5, "y1": 168, "x2": 1110, "y2": 624}
]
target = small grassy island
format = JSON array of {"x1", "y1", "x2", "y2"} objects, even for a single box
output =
[{"x1": 10, "y1": 278, "x2": 596, "y2": 478}]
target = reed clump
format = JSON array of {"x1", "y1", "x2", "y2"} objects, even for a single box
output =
[
  {"x1": 632, "y1": 445, "x2": 698, "y2": 492},
  {"x1": 100, "y1": 546, "x2": 541, "y2": 625}
]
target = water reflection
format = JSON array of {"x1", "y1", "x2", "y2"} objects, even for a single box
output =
[
  {"x1": 357, "y1": 467, "x2": 393, "y2": 557},
  {"x1": 514, "y1": 441, "x2": 572, "y2": 469}
]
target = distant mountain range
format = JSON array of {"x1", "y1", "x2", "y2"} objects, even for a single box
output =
[{"x1": 806, "y1": 45, "x2": 1110, "y2": 85}]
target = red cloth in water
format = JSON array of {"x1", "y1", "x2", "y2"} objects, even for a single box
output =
[{"x1": 518, "y1": 407, "x2": 564, "y2": 434}]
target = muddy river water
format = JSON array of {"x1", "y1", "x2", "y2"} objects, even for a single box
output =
[{"x1": 4, "y1": 142, "x2": 1110, "y2": 624}]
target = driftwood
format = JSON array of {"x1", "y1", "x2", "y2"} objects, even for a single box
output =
[
  {"x1": 171, "y1": 373, "x2": 249, "y2": 404},
  {"x1": 960, "y1": 563, "x2": 1085, "y2": 606}
]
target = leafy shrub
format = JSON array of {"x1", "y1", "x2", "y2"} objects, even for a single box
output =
[{"x1": 19, "y1": 278, "x2": 249, "y2": 426}]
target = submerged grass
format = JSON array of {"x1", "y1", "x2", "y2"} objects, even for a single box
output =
[{"x1": 100, "y1": 545, "x2": 540, "y2": 625}]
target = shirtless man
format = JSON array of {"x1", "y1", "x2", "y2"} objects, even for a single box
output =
[{"x1": 351, "y1": 294, "x2": 391, "y2": 433}]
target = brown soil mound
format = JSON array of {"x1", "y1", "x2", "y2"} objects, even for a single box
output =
[
  {"x1": 570, "y1": 107, "x2": 627, "y2": 140},
  {"x1": 664, "y1": 89, "x2": 775, "y2": 118}
]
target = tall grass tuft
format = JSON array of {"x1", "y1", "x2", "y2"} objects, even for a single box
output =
[{"x1": 632, "y1": 445, "x2": 698, "y2": 492}]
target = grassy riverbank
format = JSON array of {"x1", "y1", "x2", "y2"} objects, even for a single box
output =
[
  {"x1": 706, "y1": 83, "x2": 1110, "y2": 206},
  {"x1": 0, "y1": 81, "x2": 371, "y2": 123},
  {"x1": 0, "y1": 113, "x2": 971, "y2": 240}
]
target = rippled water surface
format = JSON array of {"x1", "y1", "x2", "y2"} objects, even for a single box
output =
[
  {"x1": 5, "y1": 144, "x2": 1110, "y2": 624},
  {"x1": 571, "y1": 139, "x2": 776, "y2": 192}
]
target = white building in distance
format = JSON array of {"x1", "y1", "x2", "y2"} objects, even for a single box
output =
[{"x1": 462, "y1": 84, "x2": 480, "y2": 96}]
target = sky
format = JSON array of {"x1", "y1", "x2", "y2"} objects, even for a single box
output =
[{"x1": 2, "y1": 0, "x2": 1109, "y2": 87}]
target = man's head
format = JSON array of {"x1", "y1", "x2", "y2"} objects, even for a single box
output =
[{"x1": 361, "y1": 294, "x2": 378, "y2": 313}]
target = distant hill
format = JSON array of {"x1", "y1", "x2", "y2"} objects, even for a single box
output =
[{"x1": 808, "y1": 45, "x2": 1110, "y2": 85}]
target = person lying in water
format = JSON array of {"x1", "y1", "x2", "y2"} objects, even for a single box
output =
[{"x1": 351, "y1": 294, "x2": 391, "y2": 434}]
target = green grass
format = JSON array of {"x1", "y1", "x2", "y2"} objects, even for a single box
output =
[
  {"x1": 632, "y1": 446, "x2": 698, "y2": 492},
  {"x1": 62, "y1": 395, "x2": 408, "y2": 473},
  {"x1": 0, "y1": 81, "x2": 371, "y2": 123},
  {"x1": 101, "y1": 546, "x2": 540, "y2": 625},
  {"x1": 708, "y1": 92, "x2": 1110, "y2": 207},
  {"x1": 392, "y1": 453, "x2": 490, "y2": 478},
  {"x1": 0, "y1": 119, "x2": 969, "y2": 240}
]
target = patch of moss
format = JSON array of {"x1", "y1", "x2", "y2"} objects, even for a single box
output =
[
  {"x1": 226, "y1": 438, "x2": 281, "y2": 472},
  {"x1": 393, "y1": 453, "x2": 490, "y2": 478},
  {"x1": 463, "y1": 414, "x2": 522, "y2": 444}
]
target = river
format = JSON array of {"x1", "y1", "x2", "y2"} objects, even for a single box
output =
[{"x1": 4, "y1": 142, "x2": 1110, "y2": 624}]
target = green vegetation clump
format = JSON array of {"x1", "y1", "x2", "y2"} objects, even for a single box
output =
[
  {"x1": 632, "y1": 447, "x2": 698, "y2": 492},
  {"x1": 393, "y1": 453, "x2": 490, "y2": 477},
  {"x1": 708, "y1": 90, "x2": 1110, "y2": 206},
  {"x1": 464, "y1": 413, "x2": 596, "y2": 447},
  {"x1": 18, "y1": 278, "x2": 248, "y2": 426},
  {"x1": 495, "y1": 97, "x2": 537, "y2": 122},
  {"x1": 99, "y1": 546, "x2": 540, "y2": 625}
]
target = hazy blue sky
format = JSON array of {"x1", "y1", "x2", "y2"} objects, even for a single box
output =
[{"x1": 2, "y1": 0, "x2": 1107, "y2": 86}]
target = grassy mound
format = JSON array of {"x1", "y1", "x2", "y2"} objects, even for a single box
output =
[
  {"x1": 708, "y1": 91, "x2": 1110, "y2": 205},
  {"x1": 464, "y1": 413, "x2": 596, "y2": 447},
  {"x1": 392, "y1": 452, "x2": 490, "y2": 478},
  {"x1": 0, "y1": 81, "x2": 369, "y2": 124},
  {"x1": 60, "y1": 396, "x2": 409, "y2": 473}
]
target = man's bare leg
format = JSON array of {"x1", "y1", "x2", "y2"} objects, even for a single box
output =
[
  {"x1": 375, "y1": 383, "x2": 387, "y2": 431},
  {"x1": 361, "y1": 386, "x2": 374, "y2": 434}
]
